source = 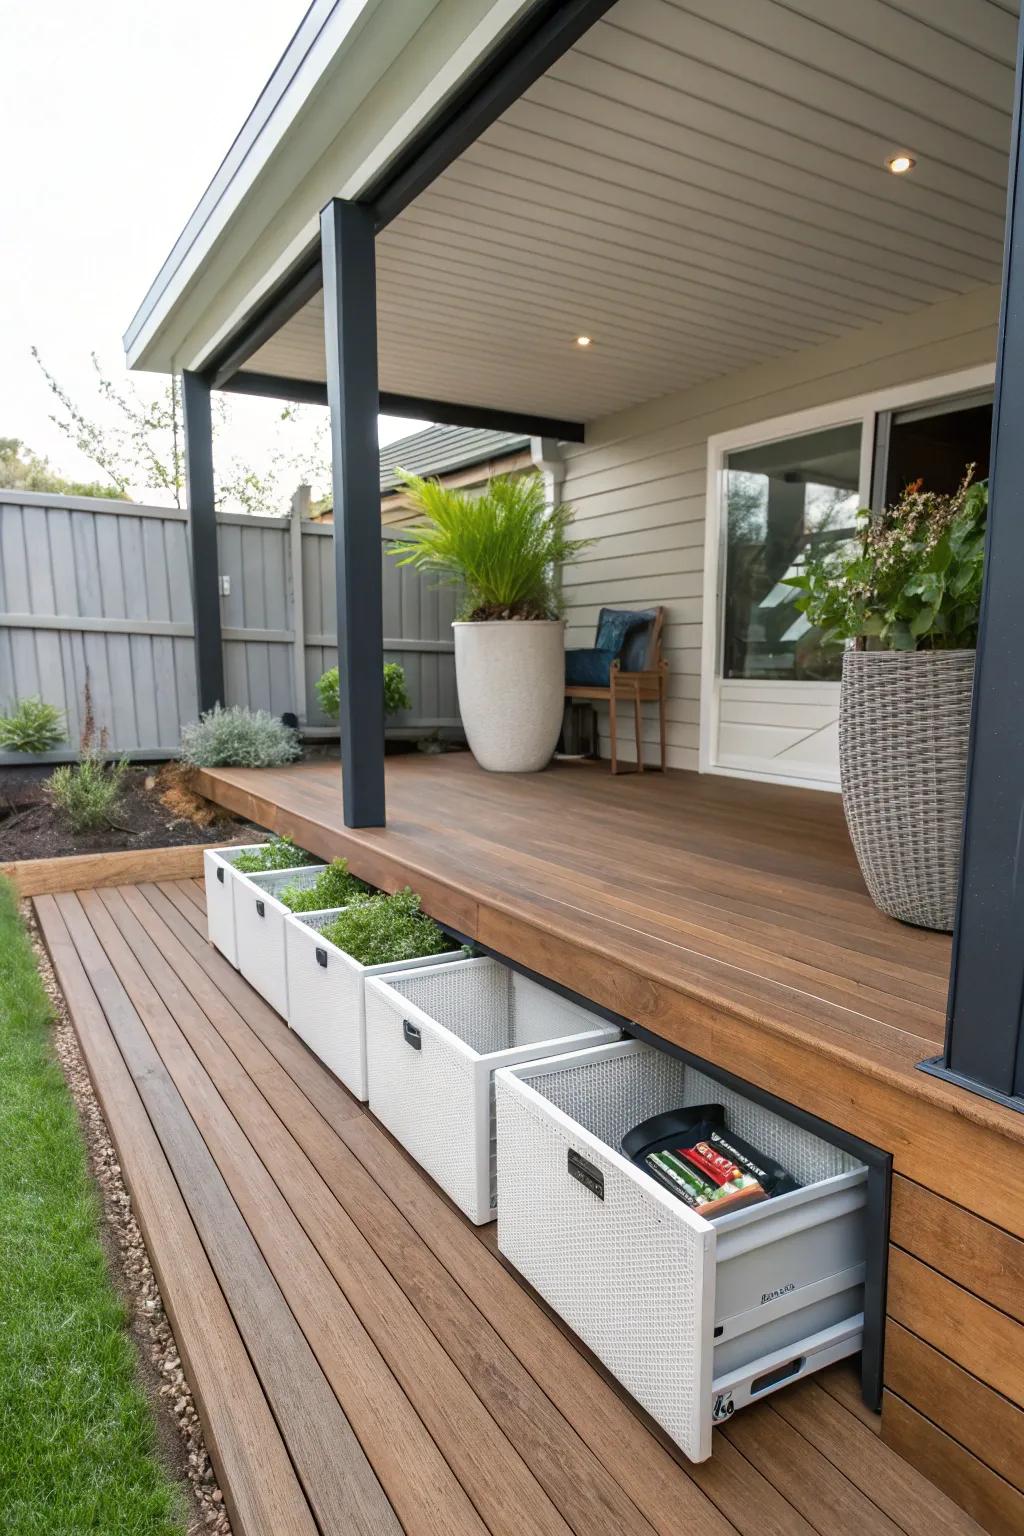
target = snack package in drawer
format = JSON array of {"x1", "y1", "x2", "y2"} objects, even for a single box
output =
[{"x1": 623, "y1": 1105, "x2": 799, "y2": 1219}]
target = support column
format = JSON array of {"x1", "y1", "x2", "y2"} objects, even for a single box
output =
[
  {"x1": 320, "y1": 198, "x2": 386, "y2": 827},
  {"x1": 938, "y1": 15, "x2": 1024, "y2": 1106},
  {"x1": 181, "y1": 370, "x2": 224, "y2": 713}
]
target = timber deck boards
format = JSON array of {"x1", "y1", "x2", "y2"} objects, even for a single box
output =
[{"x1": 36, "y1": 875, "x2": 989, "y2": 1536}]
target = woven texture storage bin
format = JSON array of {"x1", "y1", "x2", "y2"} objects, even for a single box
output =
[
  {"x1": 496, "y1": 1040, "x2": 866, "y2": 1461},
  {"x1": 365, "y1": 957, "x2": 619, "y2": 1223},
  {"x1": 840, "y1": 649, "x2": 975, "y2": 930},
  {"x1": 234, "y1": 864, "x2": 326, "y2": 1018},
  {"x1": 203, "y1": 845, "x2": 267, "y2": 968},
  {"x1": 285, "y1": 908, "x2": 459, "y2": 1100}
]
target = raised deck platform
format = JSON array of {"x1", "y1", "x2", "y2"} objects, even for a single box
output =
[
  {"x1": 192, "y1": 753, "x2": 1024, "y2": 1533},
  {"x1": 37, "y1": 873, "x2": 993, "y2": 1536}
]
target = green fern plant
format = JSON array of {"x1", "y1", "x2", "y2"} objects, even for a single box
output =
[{"x1": 389, "y1": 471, "x2": 592, "y2": 620}]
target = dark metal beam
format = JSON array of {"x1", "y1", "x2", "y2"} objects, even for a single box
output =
[
  {"x1": 218, "y1": 370, "x2": 586, "y2": 440},
  {"x1": 208, "y1": 254, "x2": 322, "y2": 391},
  {"x1": 181, "y1": 371, "x2": 224, "y2": 713},
  {"x1": 933, "y1": 9, "x2": 1024, "y2": 1109},
  {"x1": 365, "y1": 0, "x2": 619, "y2": 230},
  {"x1": 321, "y1": 199, "x2": 386, "y2": 828}
]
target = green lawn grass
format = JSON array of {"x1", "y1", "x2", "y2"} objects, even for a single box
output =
[{"x1": 0, "y1": 878, "x2": 186, "y2": 1535}]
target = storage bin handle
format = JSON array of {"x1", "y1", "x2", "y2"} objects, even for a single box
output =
[
  {"x1": 256, "y1": 899, "x2": 265, "y2": 918},
  {"x1": 402, "y1": 1018, "x2": 422, "y2": 1051},
  {"x1": 216, "y1": 866, "x2": 225, "y2": 884},
  {"x1": 316, "y1": 947, "x2": 328, "y2": 969}
]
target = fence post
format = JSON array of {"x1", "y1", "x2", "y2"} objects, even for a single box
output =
[{"x1": 289, "y1": 485, "x2": 310, "y2": 725}]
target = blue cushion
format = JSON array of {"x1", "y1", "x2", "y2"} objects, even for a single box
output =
[
  {"x1": 596, "y1": 607, "x2": 655, "y2": 671},
  {"x1": 565, "y1": 647, "x2": 619, "y2": 687}
]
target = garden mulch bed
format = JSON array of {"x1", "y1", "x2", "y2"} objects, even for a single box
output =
[{"x1": 0, "y1": 765, "x2": 246, "y2": 863}]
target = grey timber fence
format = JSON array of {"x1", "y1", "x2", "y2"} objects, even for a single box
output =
[{"x1": 0, "y1": 488, "x2": 459, "y2": 762}]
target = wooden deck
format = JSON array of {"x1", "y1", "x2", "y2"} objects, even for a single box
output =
[
  {"x1": 36, "y1": 873, "x2": 995, "y2": 1536},
  {"x1": 190, "y1": 754, "x2": 1024, "y2": 1535}
]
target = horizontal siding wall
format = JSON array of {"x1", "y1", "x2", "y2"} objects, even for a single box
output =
[{"x1": 561, "y1": 286, "x2": 1000, "y2": 771}]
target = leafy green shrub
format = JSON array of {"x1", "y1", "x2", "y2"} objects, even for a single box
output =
[
  {"x1": 231, "y1": 835, "x2": 317, "y2": 874},
  {"x1": 315, "y1": 661, "x2": 412, "y2": 721},
  {"x1": 390, "y1": 470, "x2": 591, "y2": 620},
  {"x1": 0, "y1": 696, "x2": 65, "y2": 753},
  {"x1": 786, "y1": 470, "x2": 987, "y2": 652},
  {"x1": 46, "y1": 754, "x2": 129, "y2": 832},
  {"x1": 278, "y1": 858, "x2": 370, "y2": 912},
  {"x1": 320, "y1": 888, "x2": 461, "y2": 967},
  {"x1": 179, "y1": 704, "x2": 301, "y2": 768}
]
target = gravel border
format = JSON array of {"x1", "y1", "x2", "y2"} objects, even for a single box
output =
[{"x1": 25, "y1": 903, "x2": 232, "y2": 1536}]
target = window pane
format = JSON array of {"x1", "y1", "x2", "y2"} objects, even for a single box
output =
[{"x1": 723, "y1": 423, "x2": 862, "y2": 681}]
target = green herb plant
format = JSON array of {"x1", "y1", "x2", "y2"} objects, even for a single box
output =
[
  {"x1": 320, "y1": 888, "x2": 461, "y2": 967},
  {"x1": 231, "y1": 835, "x2": 318, "y2": 874},
  {"x1": 179, "y1": 704, "x2": 302, "y2": 768},
  {"x1": 390, "y1": 470, "x2": 592, "y2": 620},
  {"x1": 785, "y1": 468, "x2": 987, "y2": 652},
  {"x1": 0, "y1": 696, "x2": 66, "y2": 753},
  {"x1": 47, "y1": 754, "x2": 129, "y2": 833},
  {"x1": 315, "y1": 661, "x2": 411, "y2": 721},
  {"x1": 278, "y1": 858, "x2": 370, "y2": 912}
]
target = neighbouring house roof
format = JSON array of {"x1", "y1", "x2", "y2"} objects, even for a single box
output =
[
  {"x1": 378, "y1": 425, "x2": 529, "y2": 492},
  {"x1": 307, "y1": 425, "x2": 531, "y2": 524}
]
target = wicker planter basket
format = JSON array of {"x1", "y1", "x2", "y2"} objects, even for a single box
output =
[{"x1": 840, "y1": 649, "x2": 975, "y2": 931}]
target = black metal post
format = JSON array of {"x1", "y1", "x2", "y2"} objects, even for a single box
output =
[
  {"x1": 932, "y1": 13, "x2": 1024, "y2": 1108},
  {"x1": 181, "y1": 370, "x2": 224, "y2": 714},
  {"x1": 320, "y1": 198, "x2": 386, "y2": 828}
]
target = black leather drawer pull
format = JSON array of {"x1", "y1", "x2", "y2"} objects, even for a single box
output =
[
  {"x1": 316, "y1": 947, "x2": 328, "y2": 968},
  {"x1": 403, "y1": 1019, "x2": 422, "y2": 1050},
  {"x1": 216, "y1": 866, "x2": 225, "y2": 883},
  {"x1": 256, "y1": 899, "x2": 265, "y2": 918}
]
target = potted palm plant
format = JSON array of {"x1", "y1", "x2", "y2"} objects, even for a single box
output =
[
  {"x1": 787, "y1": 468, "x2": 986, "y2": 931},
  {"x1": 390, "y1": 471, "x2": 591, "y2": 772}
]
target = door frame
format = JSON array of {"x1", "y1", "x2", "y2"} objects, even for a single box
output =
[{"x1": 700, "y1": 363, "x2": 995, "y2": 790}]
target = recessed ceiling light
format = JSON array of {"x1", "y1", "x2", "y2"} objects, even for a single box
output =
[
  {"x1": 886, "y1": 153, "x2": 915, "y2": 175},
  {"x1": 575, "y1": 334, "x2": 593, "y2": 348}
]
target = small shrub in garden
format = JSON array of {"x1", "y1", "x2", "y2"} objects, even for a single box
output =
[
  {"x1": 315, "y1": 662, "x2": 411, "y2": 720},
  {"x1": 232, "y1": 835, "x2": 318, "y2": 874},
  {"x1": 278, "y1": 858, "x2": 370, "y2": 912},
  {"x1": 179, "y1": 704, "x2": 301, "y2": 769},
  {"x1": 320, "y1": 888, "x2": 461, "y2": 967},
  {"x1": 47, "y1": 754, "x2": 129, "y2": 833},
  {"x1": 0, "y1": 696, "x2": 65, "y2": 753}
]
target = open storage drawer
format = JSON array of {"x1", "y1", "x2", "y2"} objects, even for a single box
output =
[
  {"x1": 496, "y1": 1038, "x2": 869, "y2": 1462},
  {"x1": 365, "y1": 957, "x2": 621, "y2": 1224},
  {"x1": 234, "y1": 864, "x2": 326, "y2": 1019},
  {"x1": 285, "y1": 908, "x2": 459, "y2": 1101},
  {"x1": 203, "y1": 845, "x2": 269, "y2": 967}
]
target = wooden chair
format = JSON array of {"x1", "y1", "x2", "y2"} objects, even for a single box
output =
[{"x1": 565, "y1": 606, "x2": 668, "y2": 775}]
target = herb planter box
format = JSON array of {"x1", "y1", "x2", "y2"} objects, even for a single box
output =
[
  {"x1": 284, "y1": 908, "x2": 459, "y2": 1101},
  {"x1": 496, "y1": 1039, "x2": 868, "y2": 1462},
  {"x1": 233, "y1": 864, "x2": 327, "y2": 1019},
  {"x1": 364, "y1": 957, "x2": 620, "y2": 1224},
  {"x1": 203, "y1": 845, "x2": 271, "y2": 968}
]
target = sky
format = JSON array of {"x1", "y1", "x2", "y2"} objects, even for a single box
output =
[{"x1": 0, "y1": 1, "x2": 426, "y2": 507}]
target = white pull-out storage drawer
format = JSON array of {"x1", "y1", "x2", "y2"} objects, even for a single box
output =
[
  {"x1": 285, "y1": 908, "x2": 461, "y2": 1100},
  {"x1": 365, "y1": 958, "x2": 621, "y2": 1224},
  {"x1": 203, "y1": 845, "x2": 270, "y2": 967},
  {"x1": 234, "y1": 865, "x2": 326, "y2": 1019},
  {"x1": 496, "y1": 1039, "x2": 867, "y2": 1462}
]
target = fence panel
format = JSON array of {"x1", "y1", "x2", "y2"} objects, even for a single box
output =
[{"x1": 0, "y1": 490, "x2": 460, "y2": 761}]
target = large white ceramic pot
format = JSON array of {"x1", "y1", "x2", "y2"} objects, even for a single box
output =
[{"x1": 453, "y1": 619, "x2": 565, "y2": 772}]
